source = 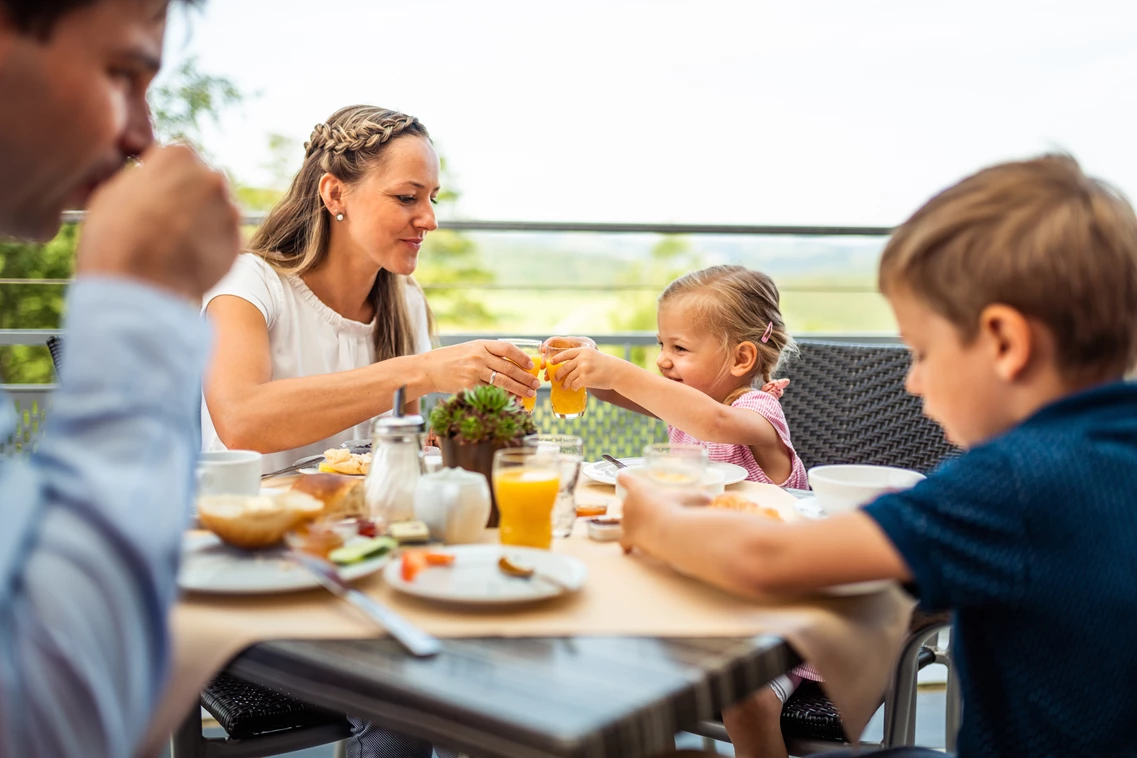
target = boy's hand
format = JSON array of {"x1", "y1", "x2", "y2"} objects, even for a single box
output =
[
  {"x1": 618, "y1": 471, "x2": 710, "y2": 554},
  {"x1": 549, "y1": 347, "x2": 627, "y2": 391}
]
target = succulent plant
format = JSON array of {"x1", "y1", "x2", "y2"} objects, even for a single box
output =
[{"x1": 430, "y1": 385, "x2": 537, "y2": 445}]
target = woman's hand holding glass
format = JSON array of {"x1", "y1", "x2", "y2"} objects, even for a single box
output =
[{"x1": 423, "y1": 340, "x2": 542, "y2": 398}]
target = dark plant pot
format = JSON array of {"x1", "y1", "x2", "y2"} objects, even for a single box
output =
[{"x1": 439, "y1": 438, "x2": 521, "y2": 527}]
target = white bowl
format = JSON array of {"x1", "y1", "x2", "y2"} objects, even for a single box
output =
[{"x1": 807, "y1": 464, "x2": 925, "y2": 515}]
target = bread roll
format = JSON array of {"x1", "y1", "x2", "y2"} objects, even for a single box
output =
[
  {"x1": 709, "y1": 492, "x2": 784, "y2": 521},
  {"x1": 290, "y1": 473, "x2": 367, "y2": 521},
  {"x1": 198, "y1": 491, "x2": 324, "y2": 550}
]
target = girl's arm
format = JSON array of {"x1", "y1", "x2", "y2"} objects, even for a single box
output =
[
  {"x1": 554, "y1": 348, "x2": 784, "y2": 448},
  {"x1": 618, "y1": 473, "x2": 911, "y2": 599},
  {"x1": 589, "y1": 388, "x2": 657, "y2": 418},
  {"x1": 203, "y1": 297, "x2": 541, "y2": 453}
]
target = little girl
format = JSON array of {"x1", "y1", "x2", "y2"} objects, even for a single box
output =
[{"x1": 548, "y1": 264, "x2": 811, "y2": 758}]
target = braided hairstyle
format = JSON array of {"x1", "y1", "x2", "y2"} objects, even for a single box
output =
[{"x1": 250, "y1": 105, "x2": 435, "y2": 364}]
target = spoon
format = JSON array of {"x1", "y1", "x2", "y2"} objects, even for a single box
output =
[{"x1": 498, "y1": 556, "x2": 571, "y2": 591}]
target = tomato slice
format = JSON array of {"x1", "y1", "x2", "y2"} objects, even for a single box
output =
[
  {"x1": 424, "y1": 552, "x2": 455, "y2": 566},
  {"x1": 401, "y1": 551, "x2": 427, "y2": 582}
]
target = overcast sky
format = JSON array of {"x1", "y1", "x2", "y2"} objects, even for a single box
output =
[{"x1": 163, "y1": 1, "x2": 1137, "y2": 226}]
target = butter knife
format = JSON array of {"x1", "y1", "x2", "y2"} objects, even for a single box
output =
[
  {"x1": 289, "y1": 552, "x2": 441, "y2": 658},
  {"x1": 261, "y1": 454, "x2": 324, "y2": 479},
  {"x1": 601, "y1": 454, "x2": 627, "y2": 469}
]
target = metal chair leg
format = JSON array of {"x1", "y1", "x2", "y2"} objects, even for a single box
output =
[
  {"x1": 881, "y1": 627, "x2": 939, "y2": 747},
  {"x1": 170, "y1": 706, "x2": 205, "y2": 758},
  {"x1": 333, "y1": 739, "x2": 347, "y2": 758},
  {"x1": 945, "y1": 634, "x2": 962, "y2": 753}
]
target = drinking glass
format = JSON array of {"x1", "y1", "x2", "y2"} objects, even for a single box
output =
[
  {"x1": 525, "y1": 434, "x2": 583, "y2": 538},
  {"x1": 642, "y1": 443, "x2": 709, "y2": 486},
  {"x1": 545, "y1": 336, "x2": 590, "y2": 418},
  {"x1": 500, "y1": 338, "x2": 544, "y2": 413},
  {"x1": 422, "y1": 445, "x2": 443, "y2": 474},
  {"x1": 492, "y1": 448, "x2": 560, "y2": 549}
]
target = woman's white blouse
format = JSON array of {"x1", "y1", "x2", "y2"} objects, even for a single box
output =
[{"x1": 201, "y1": 253, "x2": 432, "y2": 473}]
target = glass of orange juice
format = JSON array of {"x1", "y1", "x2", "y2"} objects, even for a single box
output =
[
  {"x1": 500, "y1": 338, "x2": 543, "y2": 413},
  {"x1": 492, "y1": 449, "x2": 561, "y2": 549},
  {"x1": 545, "y1": 336, "x2": 590, "y2": 419}
]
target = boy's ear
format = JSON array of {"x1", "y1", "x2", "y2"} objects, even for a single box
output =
[
  {"x1": 978, "y1": 304, "x2": 1033, "y2": 382},
  {"x1": 731, "y1": 341, "x2": 758, "y2": 377}
]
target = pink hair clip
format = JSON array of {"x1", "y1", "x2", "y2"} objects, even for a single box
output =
[{"x1": 760, "y1": 321, "x2": 774, "y2": 343}]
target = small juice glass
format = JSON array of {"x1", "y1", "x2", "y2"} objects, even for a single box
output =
[
  {"x1": 545, "y1": 336, "x2": 590, "y2": 418},
  {"x1": 501, "y1": 338, "x2": 544, "y2": 413},
  {"x1": 492, "y1": 449, "x2": 561, "y2": 549}
]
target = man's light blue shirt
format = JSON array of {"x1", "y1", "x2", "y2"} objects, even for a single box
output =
[{"x1": 0, "y1": 278, "x2": 208, "y2": 757}]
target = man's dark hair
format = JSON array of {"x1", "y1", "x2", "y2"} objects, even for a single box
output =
[{"x1": 1, "y1": 0, "x2": 200, "y2": 38}]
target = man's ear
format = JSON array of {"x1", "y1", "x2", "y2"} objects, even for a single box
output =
[
  {"x1": 977, "y1": 304, "x2": 1033, "y2": 382},
  {"x1": 730, "y1": 341, "x2": 758, "y2": 377}
]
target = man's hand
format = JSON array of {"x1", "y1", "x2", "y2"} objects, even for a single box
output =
[{"x1": 76, "y1": 145, "x2": 241, "y2": 302}]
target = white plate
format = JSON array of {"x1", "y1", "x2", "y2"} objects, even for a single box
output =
[
  {"x1": 384, "y1": 545, "x2": 587, "y2": 606},
  {"x1": 581, "y1": 457, "x2": 749, "y2": 487},
  {"x1": 790, "y1": 496, "x2": 894, "y2": 596},
  {"x1": 178, "y1": 533, "x2": 389, "y2": 594}
]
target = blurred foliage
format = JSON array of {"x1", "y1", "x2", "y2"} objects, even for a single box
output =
[
  {"x1": 0, "y1": 226, "x2": 78, "y2": 383},
  {"x1": 414, "y1": 156, "x2": 496, "y2": 328},
  {"x1": 149, "y1": 57, "x2": 243, "y2": 152},
  {"x1": 610, "y1": 236, "x2": 704, "y2": 366}
]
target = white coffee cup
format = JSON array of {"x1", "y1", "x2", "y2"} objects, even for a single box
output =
[
  {"x1": 196, "y1": 451, "x2": 262, "y2": 496},
  {"x1": 807, "y1": 464, "x2": 925, "y2": 515},
  {"x1": 414, "y1": 468, "x2": 491, "y2": 544}
]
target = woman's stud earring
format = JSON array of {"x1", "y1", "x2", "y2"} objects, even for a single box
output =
[{"x1": 335, "y1": 213, "x2": 344, "y2": 222}]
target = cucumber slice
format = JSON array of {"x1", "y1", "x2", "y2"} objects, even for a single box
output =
[{"x1": 329, "y1": 536, "x2": 398, "y2": 565}]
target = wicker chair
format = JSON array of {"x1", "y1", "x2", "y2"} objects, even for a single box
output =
[
  {"x1": 691, "y1": 340, "x2": 961, "y2": 755},
  {"x1": 171, "y1": 673, "x2": 352, "y2": 758}
]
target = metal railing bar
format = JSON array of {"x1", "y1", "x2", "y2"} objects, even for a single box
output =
[{"x1": 57, "y1": 210, "x2": 894, "y2": 237}]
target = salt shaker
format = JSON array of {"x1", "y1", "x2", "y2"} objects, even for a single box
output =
[{"x1": 364, "y1": 414, "x2": 424, "y2": 524}]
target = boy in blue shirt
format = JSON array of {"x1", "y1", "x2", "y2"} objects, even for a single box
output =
[{"x1": 620, "y1": 154, "x2": 1137, "y2": 758}]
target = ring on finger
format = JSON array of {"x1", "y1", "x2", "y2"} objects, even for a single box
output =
[{"x1": 488, "y1": 370, "x2": 498, "y2": 387}]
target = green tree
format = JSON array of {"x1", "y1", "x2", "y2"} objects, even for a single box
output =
[
  {"x1": 148, "y1": 57, "x2": 243, "y2": 151},
  {"x1": 414, "y1": 157, "x2": 496, "y2": 328},
  {"x1": 0, "y1": 59, "x2": 245, "y2": 383}
]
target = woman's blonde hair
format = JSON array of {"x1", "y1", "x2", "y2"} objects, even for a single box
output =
[
  {"x1": 659, "y1": 265, "x2": 795, "y2": 389},
  {"x1": 248, "y1": 105, "x2": 435, "y2": 363}
]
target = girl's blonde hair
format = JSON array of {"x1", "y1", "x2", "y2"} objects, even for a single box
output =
[
  {"x1": 659, "y1": 265, "x2": 795, "y2": 390},
  {"x1": 248, "y1": 105, "x2": 435, "y2": 363}
]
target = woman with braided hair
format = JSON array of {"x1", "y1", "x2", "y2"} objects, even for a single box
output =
[
  {"x1": 201, "y1": 105, "x2": 541, "y2": 477},
  {"x1": 203, "y1": 106, "x2": 504, "y2": 756}
]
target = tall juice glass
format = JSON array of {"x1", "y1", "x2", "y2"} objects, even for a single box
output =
[
  {"x1": 500, "y1": 338, "x2": 543, "y2": 413},
  {"x1": 545, "y1": 336, "x2": 590, "y2": 418},
  {"x1": 524, "y1": 434, "x2": 583, "y2": 538},
  {"x1": 492, "y1": 449, "x2": 561, "y2": 549}
]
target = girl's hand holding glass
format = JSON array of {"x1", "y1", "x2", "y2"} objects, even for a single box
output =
[{"x1": 548, "y1": 346, "x2": 627, "y2": 391}]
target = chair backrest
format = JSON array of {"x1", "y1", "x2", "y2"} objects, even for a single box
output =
[
  {"x1": 46, "y1": 335, "x2": 63, "y2": 376},
  {"x1": 779, "y1": 340, "x2": 958, "y2": 473}
]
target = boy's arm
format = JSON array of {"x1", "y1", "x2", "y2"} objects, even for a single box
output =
[{"x1": 619, "y1": 474, "x2": 911, "y2": 599}]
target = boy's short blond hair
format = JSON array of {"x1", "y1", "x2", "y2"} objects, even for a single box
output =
[{"x1": 879, "y1": 154, "x2": 1137, "y2": 380}]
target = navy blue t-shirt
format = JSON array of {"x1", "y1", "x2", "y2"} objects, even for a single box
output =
[{"x1": 865, "y1": 381, "x2": 1137, "y2": 758}]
